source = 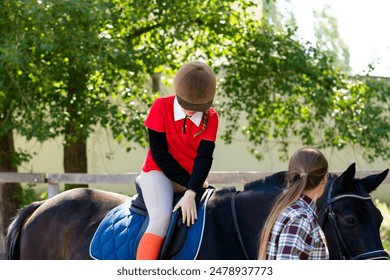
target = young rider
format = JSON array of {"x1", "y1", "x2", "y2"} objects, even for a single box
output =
[{"x1": 136, "y1": 61, "x2": 219, "y2": 260}]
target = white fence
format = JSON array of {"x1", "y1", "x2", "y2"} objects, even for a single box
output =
[{"x1": 0, "y1": 170, "x2": 389, "y2": 198}]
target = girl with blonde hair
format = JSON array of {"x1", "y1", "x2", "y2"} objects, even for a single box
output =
[{"x1": 258, "y1": 147, "x2": 329, "y2": 260}]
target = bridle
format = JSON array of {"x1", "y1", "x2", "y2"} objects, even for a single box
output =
[{"x1": 322, "y1": 181, "x2": 389, "y2": 260}]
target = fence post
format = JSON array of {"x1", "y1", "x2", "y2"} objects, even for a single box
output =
[
  {"x1": 47, "y1": 183, "x2": 60, "y2": 198},
  {"x1": 47, "y1": 173, "x2": 60, "y2": 198}
]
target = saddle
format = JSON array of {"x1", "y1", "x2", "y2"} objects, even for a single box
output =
[{"x1": 89, "y1": 179, "x2": 214, "y2": 260}]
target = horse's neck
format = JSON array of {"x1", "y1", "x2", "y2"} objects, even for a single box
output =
[{"x1": 234, "y1": 189, "x2": 281, "y2": 259}]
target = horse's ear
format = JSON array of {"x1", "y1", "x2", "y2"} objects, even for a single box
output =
[
  {"x1": 341, "y1": 163, "x2": 356, "y2": 184},
  {"x1": 358, "y1": 168, "x2": 389, "y2": 193},
  {"x1": 333, "y1": 163, "x2": 356, "y2": 194}
]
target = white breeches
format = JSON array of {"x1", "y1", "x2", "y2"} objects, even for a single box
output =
[{"x1": 138, "y1": 170, "x2": 174, "y2": 237}]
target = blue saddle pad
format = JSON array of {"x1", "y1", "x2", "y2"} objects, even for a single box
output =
[
  {"x1": 89, "y1": 188, "x2": 213, "y2": 260},
  {"x1": 89, "y1": 199, "x2": 146, "y2": 260}
]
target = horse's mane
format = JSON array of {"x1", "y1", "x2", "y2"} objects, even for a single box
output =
[
  {"x1": 243, "y1": 171, "x2": 286, "y2": 192},
  {"x1": 219, "y1": 186, "x2": 238, "y2": 192},
  {"x1": 220, "y1": 171, "x2": 341, "y2": 195},
  {"x1": 216, "y1": 171, "x2": 286, "y2": 193}
]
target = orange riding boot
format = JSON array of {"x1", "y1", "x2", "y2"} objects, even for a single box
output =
[{"x1": 136, "y1": 233, "x2": 164, "y2": 260}]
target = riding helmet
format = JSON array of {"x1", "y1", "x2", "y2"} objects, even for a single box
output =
[{"x1": 173, "y1": 61, "x2": 216, "y2": 112}]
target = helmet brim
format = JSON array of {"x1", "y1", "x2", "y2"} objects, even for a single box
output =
[{"x1": 176, "y1": 95, "x2": 213, "y2": 112}]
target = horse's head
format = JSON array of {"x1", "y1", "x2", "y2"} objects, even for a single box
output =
[{"x1": 317, "y1": 163, "x2": 389, "y2": 260}]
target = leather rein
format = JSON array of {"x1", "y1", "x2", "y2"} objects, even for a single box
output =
[{"x1": 231, "y1": 191, "x2": 250, "y2": 260}]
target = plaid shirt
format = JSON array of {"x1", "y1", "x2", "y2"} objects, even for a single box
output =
[{"x1": 266, "y1": 194, "x2": 329, "y2": 260}]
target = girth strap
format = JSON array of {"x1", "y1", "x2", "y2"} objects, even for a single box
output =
[{"x1": 231, "y1": 191, "x2": 250, "y2": 260}]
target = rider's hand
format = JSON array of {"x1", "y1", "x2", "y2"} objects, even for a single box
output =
[{"x1": 172, "y1": 189, "x2": 197, "y2": 226}]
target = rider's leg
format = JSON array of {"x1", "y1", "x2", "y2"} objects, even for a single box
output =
[{"x1": 136, "y1": 171, "x2": 173, "y2": 260}]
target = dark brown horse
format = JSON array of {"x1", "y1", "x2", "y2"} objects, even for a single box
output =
[{"x1": 6, "y1": 163, "x2": 389, "y2": 260}]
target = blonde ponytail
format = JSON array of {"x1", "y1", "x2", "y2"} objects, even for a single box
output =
[
  {"x1": 258, "y1": 148, "x2": 328, "y2": 259},
  {"x1": 258, "y1": 178, "x2": 306, "y2": 259}
]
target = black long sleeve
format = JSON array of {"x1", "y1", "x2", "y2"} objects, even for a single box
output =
[
  {"x1": 148, "y1": 128, "x2": 190, "y2": 187},
  {"x1": 187, "y1": 140, "x2": 215, "y2": 194}
]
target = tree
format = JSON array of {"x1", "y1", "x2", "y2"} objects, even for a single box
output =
[
  {"x1": 0, "y1": 0, "x2": 32, "y2": 254},
  {"x1": 1, "y1": 0, "x2": 389, "y2": 255},
  {"x1": 0, "y1": 0, "x2": 258, "y2": 251},
  {"x1": 313, "y1": 5, "x2": 351, "y2": 73},
  {"x1": 218, "y1": 18, "x2": 390, "y2": 162},
  {"x1": 3, "y1": 0, "x2": 257, "y2": 188}
]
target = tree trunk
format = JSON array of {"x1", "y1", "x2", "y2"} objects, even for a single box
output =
[
  {"x1": 0, "y1": 129, "x2": 22, "y2": 259},
  {"x1": 64, "y1": 122, "x2": 88, "y2": 190},
  {"x1": 152, "y1": 72, "x2": 161, "y2": 93}
]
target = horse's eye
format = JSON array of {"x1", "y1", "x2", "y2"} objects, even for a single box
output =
[{"x1": 344, "y1": 216, "x2": 357, "y2": 225}]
